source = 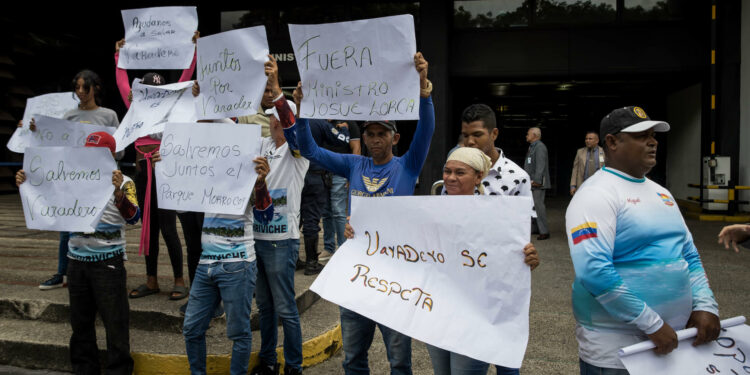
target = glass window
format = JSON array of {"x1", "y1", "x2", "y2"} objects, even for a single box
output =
[
  {"x1": 623, "y1": 0, "x2": 685, "y2": 22},
  {"x1": 454, "y1": 0, "x2": 529, "y2": 28},
  {"x1": 535, "y1": 0, "x2": 616, "y2": 24}
]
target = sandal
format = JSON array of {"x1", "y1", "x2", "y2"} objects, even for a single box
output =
[
  {"x1": 169, "y1": 285, "x2": 189, "y2": 301},
  {"x1": 129, "y1": 284, "x2": 160, "y2": 299}
]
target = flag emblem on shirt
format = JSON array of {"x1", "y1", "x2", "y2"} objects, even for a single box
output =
[
  {"x1": 571, "y1": 222, "x2": 598, "y2": 244},
  {"x1": 363, "y1": 176, "x2": 388, "y2": 192},
  {"x1": 657, "y1": 192, "x2": 674, "y2": 206}
]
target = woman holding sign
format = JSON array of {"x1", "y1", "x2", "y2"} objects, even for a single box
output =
[
  {"x1": 27, "y1": 69, "x2": 121, "y2": 291},
  {"x1": 344, "y1": 147, "x2": 539, "y2": 375},
  {"x1": 115, "y1": 34, "x2": 201, "y2": 301}
]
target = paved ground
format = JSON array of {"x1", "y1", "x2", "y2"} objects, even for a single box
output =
[{"x1": 0, "y1": 193, "x2": 748, "y2": 374}]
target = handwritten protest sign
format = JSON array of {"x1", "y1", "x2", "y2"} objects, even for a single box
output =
[
  {"x1": 311, "y1": 195, "x2": 533, "y2": 368},
  {"x1": 619, "y1": 317, "x2": 750, "y2": 375},
  {"x1": 11, "y1": 115, "x2": 115, "y2": 152},
  {"x1": 113, "y1": 79, "x2": 196, "y2": 152},
  {"x1": 195, "y1": 27, "x2": 269, "y2": 119},
  {"x1": 289, "y1": 15, "x2": 420, "y2": 121},
  {"x1": 20, "y1": 147, "x2": 116, "y2": 232},
  {"x1": 7, "y1": 93, "x2": 79, "y2": 153},
  {"x1": 118, "y1": 6, "x2": 197, "y2": 69},
  {"x1": 155, "y1": 122, "x2": 261, "y2": 214}
]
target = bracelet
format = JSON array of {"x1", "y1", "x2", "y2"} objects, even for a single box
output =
[{"x1": 420, "y1": 80, "x2": 433, "y2": 98}]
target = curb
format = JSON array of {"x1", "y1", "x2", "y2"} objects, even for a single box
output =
[{"x1": 131, "y1": 324, "x2": 342, "y2": 374}]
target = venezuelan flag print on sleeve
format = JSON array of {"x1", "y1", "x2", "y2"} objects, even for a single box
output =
[{"x1": 571, "y1": 222, "x2": 597, "y2": 244}]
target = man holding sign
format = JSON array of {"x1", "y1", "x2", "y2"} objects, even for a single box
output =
[
  {"x1": 295, "y1": 52, "x2": 432, "y2": 375},
  {"x1": 17, "y1": 132, "x2": 140, "y2": 374},
  {"x1": 565, "y1": 106, "x2": 720, "y2": 373}
]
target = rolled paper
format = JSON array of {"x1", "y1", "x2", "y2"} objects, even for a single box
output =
[{"x1": 618, "y1": 316, "x2": 747, "y2": 357}]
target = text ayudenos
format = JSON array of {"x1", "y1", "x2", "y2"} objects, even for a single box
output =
[
  {"x1": 160, "y1": 133, "x2": 241, "y2": 160},
  {"x1": 27, "y1": 156, "x2": 101, "y2": 187}
]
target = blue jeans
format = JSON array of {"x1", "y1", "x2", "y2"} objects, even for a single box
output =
[
  {"x1": 58, "y1": 232, "x2": 70, "y2": 275},
  {"x1": 579, "y1": 359, "x2": 630, "y2": 375},
  {"x1": 255, "y1": 239, "x2": 302, "y2": 370},
  {"x1": 323, "y1": 175, "x2": 348, "y2": 253},
  {"x1": 183, "y1": 261, "x2": 256, "y2": 375},
  {"x1": 340, "y1": 306, "x2": 412, "y2": 375},
  {"x1": 426, "y1": 344, "x2": 488, "y2": 375}
]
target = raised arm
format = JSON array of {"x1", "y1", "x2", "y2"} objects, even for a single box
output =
[
  {"x1": 114, "y1": 39, "x2": 132, "y2": 109},
  {"x1": 178, "y1": 31, "x2": 199, "y2": 82},
  {"x1": 402, "y1": 52, "x2": 434, "y2": 175},
  {"x1": 293, "y1": 81, "x2": 355, "y2": 177}
]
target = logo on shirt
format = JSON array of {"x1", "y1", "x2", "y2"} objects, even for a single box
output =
[
  {"x1": 627, "y1": 198, "x2": 641, "y2": 205},
  {"x1": 571, "y1": 222, "x2": 598, "y2": 244},
  {"x1": 362, "y1": 176, "x2": 388, "y2": 193},
  {"x1": 657, "y1": 192, "x2": 674, "y2": 206}
]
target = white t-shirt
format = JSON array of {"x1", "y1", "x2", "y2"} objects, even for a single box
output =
[{"x1": 253, "y1": 136, "x2": 309, "y2": 240}]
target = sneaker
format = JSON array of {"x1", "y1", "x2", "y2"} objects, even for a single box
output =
[
  {"x1": 39, "y1": 274, "x2": 65, "y2": 290},
  {"x1": 318, "y1": 251, "x2": 333, "y2": 261},
  {"x1": 284, "y1": 366, "x2": 302, "y2": 375},
  {"x1": 295, "y1": 258, "x2": 306, "y2": 271},
  {"x1": 250, "y1": 361, "x2": 279, "y2": 375},
  {"x1": 304, "y1": 261, "x2": 324, "y2": 276},
  {"x1": 212, "y1": 303, "x2": 225, "y2": 319}
]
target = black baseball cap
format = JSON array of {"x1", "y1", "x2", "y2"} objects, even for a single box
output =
[
  {"x1": 142, "y1": 72, "x2": 166, "y2": 86},
  {"x1": 363, "y1": 120, "x2": 397, "y2": 132},
  {"x1": 600, "y1": 106, "x2": 670, "y2": 140}
]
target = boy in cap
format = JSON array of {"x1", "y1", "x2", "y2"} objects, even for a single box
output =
[
  {"x1": 565, "y1": 106, "x2": 719, "y2": 373},
  {"x1": 16, "y1": 131, "x2": 140, "y2": 374}
]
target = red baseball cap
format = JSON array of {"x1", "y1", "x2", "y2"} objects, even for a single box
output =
[{"x1": 85, "y1": 132, "x2": 116, "y2": 154}]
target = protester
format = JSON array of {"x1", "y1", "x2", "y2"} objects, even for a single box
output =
[
  {"x1": 19, "y1": 70, "x2": 120, "y2": 290},
  {"x1": 718, "y1": 223, "x2": 750, "y2": 252},
  {"x1": 524, "y1": 127, "x2": 550, "y2": 240},
  {"x1": 322, "y1": 120, "x2": 360, "y2": 257},
  {"x1": 294, "y1": 52, "x2": 432, "y2": 375},
  {"x1": 456, "y1": 104, "x2": 535, "y2": 375},
  {"x1": 427, "y1": 146, "x2": 539, "y2": 375},
  {"x1": 177, "y1": 154, "x2": 273, "y2": 375},
  {"x1": 17, "y1": 132, "x2": 139, "y2": 374},
  {"x1": 115, "y1": 35, "x2": 199, "y2": 301},
  {"x1": 570, "y1": 131, "x2": 604, "y2": 196},
  {"x1": 566, "y1": 106, "x2": 719, "y2": 374},
  {"x1": 249, "y1": 56, "x2": 309, "y2": 375}
]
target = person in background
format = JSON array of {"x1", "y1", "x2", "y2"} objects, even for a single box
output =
[
  {"x1": 717, "y1": 223, "x2": 750, "y2": 252},
  {"x1": 321, "y1": 119, "x2": 360, "y2": 258},
  {"x1": 570, "y1": 131, "x2": 604, "y2": 196},
  {"x1": 524, "y1": 127, "x2": 550, "y2": 240}
]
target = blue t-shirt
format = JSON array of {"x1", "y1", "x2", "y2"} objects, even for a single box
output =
[{"x1": 297, "y1": 96, "x2": 434, "y2": 200}]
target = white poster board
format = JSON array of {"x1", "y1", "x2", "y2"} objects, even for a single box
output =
[
  {"x1": 310, "y1": 195, "x2": 533, "y2": 368},
  {"x1": 619, "y1": 317, "x2": 750, "y2": 375},
  {"x1": 154, "y1": 122, "x2": 261, "y2": 214},
  {"x1": 113, "y1": 79, "x2": 196, "y2": 152},
  {"x1": 118, "y1": 6, "x2": 198, "y2": 69},
  {"x1": 195, "y1": 27, "x2": 269, "y2": 119},
  {"x1": 289, "y1": 15, "x2": 420, "y2": 121},
  {"x1": 7, "y1": 93, "x2": 79, "y2": 153},
  {"x1": 19, "y1": 147, "x2": 116, "y2": 232},
  {"x1": 12, "y1": 115, "x2": 115, "y2": 151}
]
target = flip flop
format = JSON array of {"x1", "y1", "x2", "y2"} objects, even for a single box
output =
[
  {"x1": 169, "y1": 285, "x2": 189, "y2": 301},
  {"x1": 129, "y1": 284, "x2": 160, "y2": 299}
]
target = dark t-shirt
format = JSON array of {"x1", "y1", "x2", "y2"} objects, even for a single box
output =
[{"x1": 325, "y1": 120, "x2": 360, "y2": 154}]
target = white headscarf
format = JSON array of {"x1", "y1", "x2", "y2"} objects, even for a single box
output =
[{"x1": 446, "y1": 147, "x2": 492, "y2": 194}]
